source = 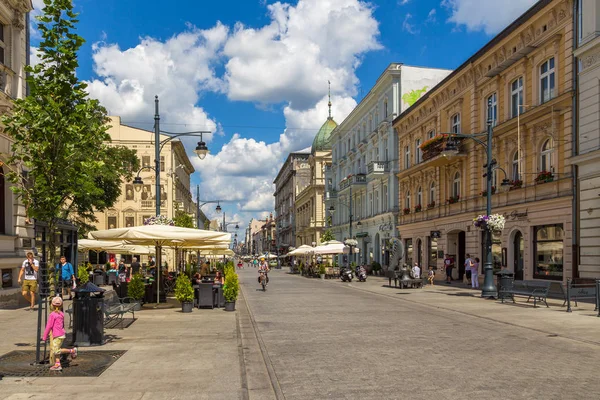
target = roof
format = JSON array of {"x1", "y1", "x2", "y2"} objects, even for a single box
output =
[{"x1": 311, "y1": 117, "x2": 338, "y2": 153}]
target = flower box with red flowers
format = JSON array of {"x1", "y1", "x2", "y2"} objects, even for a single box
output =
[
  {"x1": 403, "y1": 208, "x2": 411, "y2": 215},
  {"x1": 446, "y1": 195, "x2": 460, "y2": 204},
  {"x1": 426, "y1": 201, "x2": 435, "y2": 209},
  {"x1": 509, "y1": 179, "x2": 523, "y2": 190},
  {"x1": 414, "y1": 204, "x2": 422, "y2": 213},
  {"x1": 535, "y1": 171, "x2": 553, "y2": 184},
  {"x1": 480, "y1": 186, "x2": 496, "y2": 197}
]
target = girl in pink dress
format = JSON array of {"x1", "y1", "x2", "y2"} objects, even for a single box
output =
[{"x1": 43, "y1": 296, "x2": 77, "y2": 371}]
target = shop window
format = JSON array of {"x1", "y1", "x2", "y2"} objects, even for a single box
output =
[
  {"x1": 428, "y1": 236, "x2": 438, "y2": 269},
  {"x1": 533, "y1": 224, "x2": 564, "y2": 280}
]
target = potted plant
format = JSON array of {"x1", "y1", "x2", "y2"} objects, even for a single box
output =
[
  {"x1": 403, "y1": 207, "x2": 411, "y2": 215},
  {"x1": 223, "y1": 267, "x2": 239, "y2": 311},
  {"x1": 371, "y1": 261, "x2": 382, "y2": 276},
  {"x1": 127, "y1": 274, "x2": 145, "y2": 311},
  {"x1": 77, "y1": 265, "x2": 89, "y2": 285},
  {"x1": 509, "y1": 179, "x2": 523, "y2": 190},
  {"x1": 427, "y1": 201, "x2": 436, "y2": 209},
  {"x1": 535, "y1": 171, "x2": 553, "y2": 184},
  {"x1": 414, "y1": 204, "x2": 422, "y2": 213},
  {"x1": 446, "y1": 195, "x2": 460, "y2": 204},
  {"x1": 174, "y1": 274, "x2": 194, "y2": 313},
  {"x1": 319, "y1": 264, "x2": 327, "y2": 280},
  {"x1": 480, "y1": 186, "x2": 496, "y2": 197}
]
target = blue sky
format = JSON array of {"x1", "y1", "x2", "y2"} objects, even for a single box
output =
[{"x1": 31, "y1": 0, "x2": 537, "y2": 234}]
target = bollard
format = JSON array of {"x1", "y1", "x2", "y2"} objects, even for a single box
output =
[{"x1": 566, "y1": 278, "x2": 572, "y2": 313}]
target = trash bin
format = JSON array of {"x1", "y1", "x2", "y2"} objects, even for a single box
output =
[
  {"x1": 73, "y1": 282, "x2": 106, "y2": 347},
  {"x1": 496, "y1": 269, "x2": 514, "y2": 300}
]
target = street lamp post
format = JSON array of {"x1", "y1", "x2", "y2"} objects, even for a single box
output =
[{"x1": 195, "y1": 184, "x2": 227, "y2": 229}]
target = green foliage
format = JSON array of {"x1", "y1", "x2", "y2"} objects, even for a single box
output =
[
  {"x1": 184, "y1": 262, "x2": 198, "y2": 279},
  {"x1": 321, "y1": 229, "x2": 335, "y2": 243},
  {"x1": 402, "y1": 86, "x2": 428, "y2": 107},
  {"x1": 174, "y1": 274, "x2": 194, "y2": 303},
  {"x1": 0, "y1": 0, "x2": 138, "y2": 263},
  {"x1": 173, "y1": 210, "x2": 195, "y2": 228},
  {"x1": 127, "y1": 274, "x2": 145, "y2": 300},
  {"x1": 371, "y1": 261, "x2": 382, "y2": 272},
  {"x1": 203, "y1": 220, "x2": 211, "y2": 230},
  {"x1": 77, "y1": 266, "x2": 89, "y2": 285},
  {"x1": 319, "y1": 264, "x2": 327, "y2": 275},
  {"x1": 223, "y1": 265, "x2": 239, "y2": 302}
]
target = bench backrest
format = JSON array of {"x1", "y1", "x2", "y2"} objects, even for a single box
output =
[
  {"x1": 511, "y1": 280, "x2": 551, "y2": 293},
  {"x1": 104, "y1": 291, "x2": 120, "y2": 306}
]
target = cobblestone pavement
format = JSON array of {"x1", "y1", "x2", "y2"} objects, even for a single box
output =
[{"x1": 239, "y1": 267, "x2": 600, "y2": 400}]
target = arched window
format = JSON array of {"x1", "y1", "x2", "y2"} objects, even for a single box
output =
[
  {"x1": 452, "y1": 172, "x2": 461, "y2": 198},
  {"x1": 417, "y1": 186, "x2": 422, "y2": 207},
  {"x1": 451, "y1": 113, "x2": 461, "y2": 133},
  {"x1": 427, "y1": 130, "x2": 435, "y2": 140},
  {"x1": 512, "y1": 151, "x2": 520, "y2": 180},
  {"x1": 429, "y1": 182, "x2": 436, "y2": 206},
  {"x1": 405, "y1": 190, "x2": 411, "y2": 209},
  {"x1": 384, "y1": 99, "x2": 389, "y2": 119},
  {"x1": 415, "y1": 139, "x2": 422, "y2": 164},
  {"x1": 540, "y1": 138, "x2": 554, "y2": 172}
]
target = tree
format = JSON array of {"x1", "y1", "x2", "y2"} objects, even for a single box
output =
[
  {"x1": 174, "y1": 210, "x2": 194, "y2": 228},
  {"x1": 1, "y1": 0, "x2": 138, "y2": 265},
  {"x1": 322, "y1": 229, "x2": 335, "y2": 243}
]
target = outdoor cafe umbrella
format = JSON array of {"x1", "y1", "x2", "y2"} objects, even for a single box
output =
[
  {"x1": 89, "y1": 225, "x2": 231, "y2": 304},
  {"x1": 286, "y1": 245, "x2": 314, "y2": 256},
  {"x1": 312, "y1": 240, "x2": 360, "y2": 255}
]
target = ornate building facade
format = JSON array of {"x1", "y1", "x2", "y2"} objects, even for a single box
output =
[
  {"x1": 295, "y1": 103, "x2": 336, "y2": 246},
  {"x1": 573, "y1": 0, "x2": 600, "y2": 279},
  {"x1": 327, "y1": 63, "x2": 451, "y2": 266},
  {"x1": 394, "y1": 0, "x2": 575, "y2": 283},
  {"x1": 0, "y1": 0, "x2": 34, "y2": 290},
  {"x1": 273, "y1": 152, "x2": 310, "y2": 254}
]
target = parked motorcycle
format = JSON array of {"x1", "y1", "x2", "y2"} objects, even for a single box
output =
[
  {"x1": 355, "y1": 266, "x2": 367, "y2": 282},
  {"x1": 340, "y1": 267, "x2": 353, "y2": 282}
]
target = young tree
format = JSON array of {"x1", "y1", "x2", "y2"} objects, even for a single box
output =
[
  {"x1": 2, "y1": 0, "x2": 138, "y2": 264},
  {"x1": 173, "y1": 210, "x2": 194, "y2": 228},
  {"x1": 321, "y1": 229, "x2": 335, "y2": 243}
]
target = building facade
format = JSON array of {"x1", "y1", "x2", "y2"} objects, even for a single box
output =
[
  {"x1": 93, "y1": 117, "x2": 196, "y2": 230},
  {"x1": 295, "y1": 104, "x2": 336, "y2": 246},
  {"x1": 328, "y1": 63, "x2": 452, "y2": 266},
  {"x1": 0, "y1": 0, "x2": 34, "y2": 290},
  {"x1": 273, "y1": 152, "x2": 310, "y2": 254},
  {"x1": 394, "y1": 0, "x2": 575, "y2": 283},
  {"x1": 248, "y1": 218, "x2": 265, "y2": 256},
  {"x1": 572, "y1": 0, "x2": 600, "y2": 279}
]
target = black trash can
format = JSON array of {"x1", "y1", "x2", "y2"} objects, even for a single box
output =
[
  {"x1": 73, "y1": 282, "x2": 106, "y2": 347},
  {"x1": 496, "y1": 269, "x2": 514, "y2": 300},
  {"x1": 93, "y1": 269, "x2": 105, "y2": 286}
]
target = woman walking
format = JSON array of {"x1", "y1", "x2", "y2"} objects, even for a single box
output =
[{"x1": 471, "y1": 257, "x2": 480, "y2": 289}]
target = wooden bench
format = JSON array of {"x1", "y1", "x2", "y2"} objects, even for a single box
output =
[
  {"x1": 103, "y1": 291, "x2": 136, "y2": 328},
  {"x1": 500, "y1": 280, "x2": 551, "y2": 308}
]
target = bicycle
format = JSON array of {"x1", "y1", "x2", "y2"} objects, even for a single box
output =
[{"x1": 259, "y1": 271, "x2": 268, "y2": 291}]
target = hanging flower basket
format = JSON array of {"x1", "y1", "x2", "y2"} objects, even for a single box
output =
[
  {"x1": 344, "y1": 239, "x2": 358, "y2": 247},
  {"x1": 473, "y1": 214, "x2": 505, "y2": 232},
  {"x1": 144, "y1": 215, "x2": 175, "y2": 226}
]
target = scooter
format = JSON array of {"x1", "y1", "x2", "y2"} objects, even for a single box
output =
[
  {"x1": 340, "y1": 267, "x2": 353, "y2": 282},
  {"x1": 355, "y1": 266, "x2": 367, "y2": 282}
]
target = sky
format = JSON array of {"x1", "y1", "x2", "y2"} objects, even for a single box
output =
[{"x1": 31, "y1": 0, "x2": 538, "y2": 238}]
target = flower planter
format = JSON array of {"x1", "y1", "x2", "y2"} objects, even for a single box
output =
[
  {"x1": 224, "y1": 301, "x2": 236, "y2": 312},
  {"x1": 181, "y1": 301, "x2": 193, "y2": 313},
  {"x1": 320, "y1": 274, "x2": 325, "y2": 280}
]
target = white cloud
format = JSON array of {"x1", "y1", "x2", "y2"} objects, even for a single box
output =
[
  {"x1": 441, "y1": 0, "x2": 537, "y2": 35},
  {"x1": 85, "y1": 23, "x2": 229, "y2": 140},
  {"x1": 402, "y1": 14, "x2": 419, "y2": 35},
  {"x1": 30, "y1": 47, "x2": 41, "y2": 67},
  {"x1": 426, "y1": 9, "x2": 437, "y2": 24},
  {"x1": 29, "y1": 0, "x2": 45, "y2": 39},
  {"x1": 398, "y1": 0, "x2": 410, "y2": 4},
  {"x1": 223, "y1": 0, "x2": 381, "y2": 110}
]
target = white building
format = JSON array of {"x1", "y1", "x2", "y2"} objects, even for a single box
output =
[{"x1": 327, "y1": 63, "x2": 451, "y2": 267}]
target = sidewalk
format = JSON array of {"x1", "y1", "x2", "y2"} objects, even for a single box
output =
[
  {"x1": 320, "y1": 273, "x2": 600, "y2": 346},
  {"x1": 0, "y1": 298, "x2": 243, "y2": 400}
]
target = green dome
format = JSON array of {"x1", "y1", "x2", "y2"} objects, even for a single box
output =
[{"x1": 311, "y1": 117, "x2": 337, "y2": 153}]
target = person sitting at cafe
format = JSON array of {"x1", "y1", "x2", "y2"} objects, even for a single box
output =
[
  {"x1": 214, "y1": 270, "x2": 224, "y2": 285},
  {"x1": 192, "y1": 273, "x2": 202, "y2": 285}
]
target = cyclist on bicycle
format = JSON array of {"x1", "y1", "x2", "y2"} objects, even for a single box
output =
[{"x1": 258, "y1": 257, "x2": 270, "y2": 286}]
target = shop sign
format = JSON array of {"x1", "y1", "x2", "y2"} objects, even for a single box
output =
[
  {"x1": 379, "y1": 222, "x2": 394, "y2": 231},
  {"x1": 505, "y1": 210, "x2": 528, "y2": 221},
  {"x1": 356, "y1": 232, "x2": 369, "y2": 238},
  {"x1": 430, "y1": 230, "x2": 441, "y2": 238}
]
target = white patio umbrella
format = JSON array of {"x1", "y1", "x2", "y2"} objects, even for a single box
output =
[
  {"x1": 78, "y1": 239, "x2": 134, "y2": 252},
  {"x1": 312, "y1": 240, "x2": 360, "y2": 255},
  {"x1": 286, "y1": 245, "x2": 314, "y2": 256},
  {"x1": 89, "y1": 225, "x2": 231, "y2": 304}
]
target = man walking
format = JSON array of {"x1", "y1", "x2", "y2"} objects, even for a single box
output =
[
  {"x1": 18, "y1": 252, "x2": 39, "y2": 310},
  {"x1": 464, "y1": 254, "x2": 473, "y2": 285},
  {"x1": 444, "y1": 254, "x2": 454, "y2": 284},
  {"x1": 130, "y1": 257, "x2": 141, "y2": 276},
  {"x1": 56, "y1": 256, "x2": 75, "y2": 300}
]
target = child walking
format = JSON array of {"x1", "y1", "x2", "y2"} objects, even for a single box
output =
[{"x1": 43, "y1": 296, "x2": 77, "y2": 371}]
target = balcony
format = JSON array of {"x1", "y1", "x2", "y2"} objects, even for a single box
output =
[
  {"x1": 339, "y1": 177, "x2": 351, "y2": 191},
  {"x1": 141, "y1": 200, "x2": 166, "y2": 209},
  {"x1": 326, "y1": 189, "x2": 338, "y2": 200},
  {"x1": 367, "y1": 161, "x2": 389, "y2": 176},
  {"x1": 352, "y1": 173, "x2": 367, "y2": 186},
  {"x1": 399, "y1": 136, "x2": 466, "y2": 179}
]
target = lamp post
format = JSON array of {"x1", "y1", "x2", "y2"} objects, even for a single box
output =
[
  {"x1": 442, "y1": 97, "x2": 511, "y2": 298},
  {"x1": 194, "y1": 184, "x2": 228, "y2": 229}
]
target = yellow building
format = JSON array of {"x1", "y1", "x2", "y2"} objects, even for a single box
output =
[
  {"x1": 295, "y1": 105, "x2": 337, "y2": 246},
  {"x1": 0, "y1": 0, "x2": 35, "y2": 291},
  {"x1": 394, "y1": 0, "x2": 575, "y2": 283}
]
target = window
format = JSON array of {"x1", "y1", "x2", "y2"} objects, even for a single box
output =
[
  {"x1": 404, "y1": 146, "x2": 410, "y2": 169},
  {"x1": 511, "y1": 77, "x2": 523, "y2": 118},
  {"x1": 451, "y1": 113, "x2": 461, "y2": 134},
  {"x1": 540, "y1": 139, "x2": 554, "y2": 172},
  {"x1": 405, "y1": 239, "x2": 413, "y2": 266},
  {"x1": 383, "y1": 184, "x2": 388, "y2": 211},
  {"x1": 405, "y1": 191, "x2": 411, "y2": 209},
  {"x1": 160, "y1": 156, "x2": 165, "y2": 172},
  {"x1": 415, "y1": 139, "x2": 422, "y2": 164},
  {"x1": 512, "y1": 152, "x2": 520, "y2": 180},
  {"x1": 428, "y1": 236, "x2": 438, "y2": 269},
  {"x1": 540, "y1": 58, "x2": 555, "y2": 103},
  {"x1": 384, "y1": 100, "x2": 388, "y2": 119},
  {"x1": 427, "y1": 130, "x2": 435, "y2": 140},
  {"x1": 383, "y1": 139, "x2": 388, "y2": 161},
  {"x1": 0, "y1": 24, "x2": 5, "y2": 65},
  {"x1": 452, "y1": 172, "x2": 461, "y2": 198},
  {"x1": 429, "y1": 182, "x2": 435, "y2": 205},
  {"x1": 533, "y1": 224, "x2": 564, "y2": 280},
  {"x1": 374, "y1": 190, "x2": 379, "y2": 214},
  {"x1": 107, "y1": 216, "x2": 117, "y2": 229},
  {"x1": 369, "y1": 193, "x2": 373, "y2": 216},
  {"x1": 417, "y1": 186, "x2": 422, "y2": 207},
  {"x1": 487, "y1": 93, "x2": 497, "y2": 127},
  {"x1": 125, "y1": 216, "x2": 135, "y2": 227},
  {"x1": 142, "y1": 156, "x2": 151, "y2": 168}
]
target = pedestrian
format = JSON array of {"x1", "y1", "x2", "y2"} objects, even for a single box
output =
[
  {"x1": 130, "y1": 257, "x2": 141, "y2": 276},
  {"x1": 444, "y1": 254, "x2": 454, "y2": 284},
  {"x1": 118, "y1": 258, "x2": 127, "y2": 283},
  {"x1": 43, "y1": 296, "x2": 77, "y2": 371},
  {"x1": 56, "y1": 256, "x2": 76, "y2": 300},
  {"x1": 412, "y1": 262, "x2": 421, "y2": 279},
  {"x1": 464, "y1": 254, "x2": 472, "y2": 285},
  {"x1": 471, "y1": 257, "x2": 480, "y2": 289},
  {"x1": 427, "y1": 266, "x2": 435, "y2": 285},
  {"x1": 18, "y1": 252, "x2": 39, "y2": 310}
]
